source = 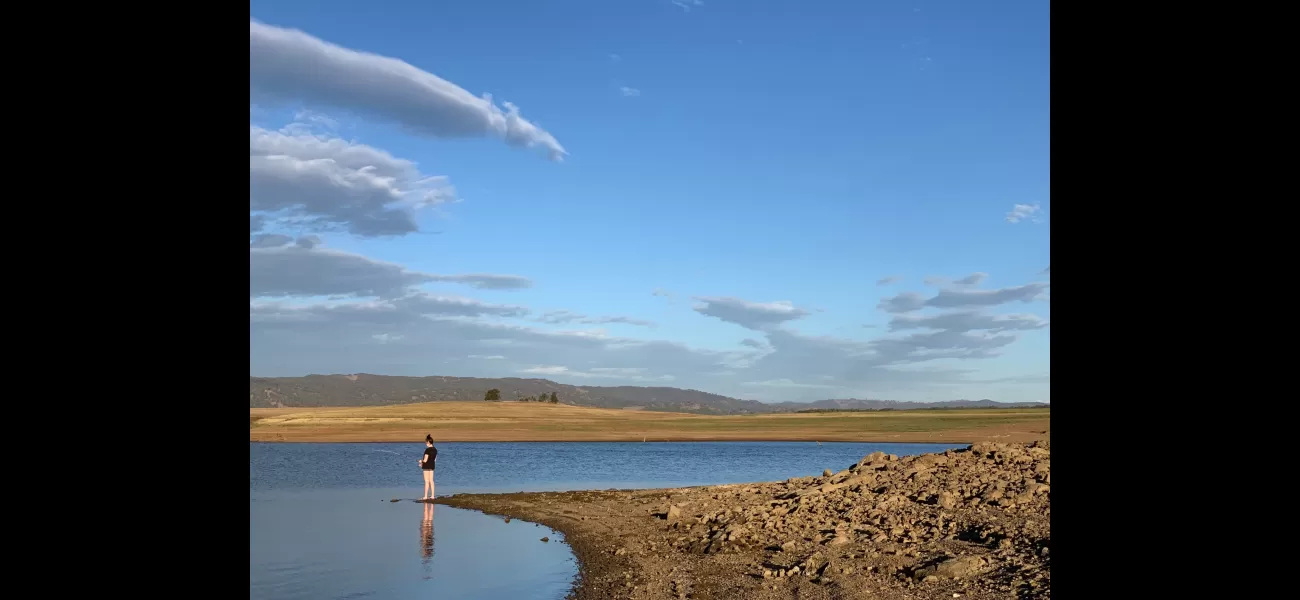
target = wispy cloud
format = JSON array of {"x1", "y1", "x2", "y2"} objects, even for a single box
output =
[
  {"x1": 877, "y1": 281, "x2": 1048, "y2": 314},
  {"x1": 520, "y1": 365, "x2": 673, "y2": 382},
  {"x1": 250, "y1": 242, "x2": 534, "y2": 298},
  {"x1": 249, "y1": 20, "x2": 567, "y2": 160},
  {"x1": 927, "y1": 283, "x2": 1048, "y2": 309},
  {"x1": 280, "y1": 109, "x2": 340, "y2": 136},
  {"x1": 619, "y1": 86, "x2": 641, "y2": 97},
  {"x1": 876, "y1": 275, "x2": 902, "y2": 286},
  {"x1": 671, "y1": 0, "x2": 704, "y2": 11},
  {"x1": 251, "y1": 233, "x2": 294, "y2": 248},
  {"x1": 250, "y1": 123, "x2": 459, "y2": 237},
  {"x1": 976, "y1": 372, "x2": 1051, "y2": 384},
  {"x1": 1006, "y1": 203, "x2": 1042, "y2": 224},
  {"x1": 877, "y1": 292, "x2": 927, "y2": 313},
  {"x1": 742, "y1": 378, "x2": 838, "y2": 390},
  {"x1": 694, "y1": 297, "x2": 810, "y2": 331},
  {"x1": 954, "y1": 272, "x2": 988, "y2": 286},
  {"x1": 538, "y1": 310, "x2": 655, "y2": 328},
  {"x1": 426, "y1": 273, "x2": 533, "y2": 290},
  {"x1": 923, "y1": 272, "x2": 989, "y2": 288},
  {"x1": 253, "y1": 273, "x2": 1049, "y2": 401}
]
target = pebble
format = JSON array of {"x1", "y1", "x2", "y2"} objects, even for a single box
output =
[{"x1": 447, "y1": 441, "x2": 1051, "y2": 598}]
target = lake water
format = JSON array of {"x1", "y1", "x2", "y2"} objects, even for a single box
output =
[{"x1": 250, "y1": 441, "x2": 965, "y2": 599}]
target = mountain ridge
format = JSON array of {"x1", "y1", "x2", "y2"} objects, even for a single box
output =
[{"x1": 250, "y1": 374, "x2": 1046, "y2": 415}]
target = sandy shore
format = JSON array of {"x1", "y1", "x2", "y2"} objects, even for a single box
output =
[
  {"x1": 250, "y1": 403, "x2": 1050, "y2": 443},
  {"x1": 436, "y1": 441, "x2": 1050, "y2": 600}
]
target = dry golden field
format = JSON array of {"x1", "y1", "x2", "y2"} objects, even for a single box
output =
[{"x1": 249, "y1": 402, "x2": 1049, "y2": 443}]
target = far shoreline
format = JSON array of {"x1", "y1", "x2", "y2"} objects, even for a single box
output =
[
  {"x1": 247, "y1": 436, "x2": 1006, "y2": 444},
  {"x1": 250, "y1": 402, "x2": 1049, "y2": 445}
]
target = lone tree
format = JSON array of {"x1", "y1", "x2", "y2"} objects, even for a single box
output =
[
  {"x1": 549, "y1": 392, "x2": 559, "y2": 404},
  {"x1": 484, "y1": 388, "x2": 501, "y2": 402}
]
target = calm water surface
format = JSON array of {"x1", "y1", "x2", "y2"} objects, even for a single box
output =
[{"x1": 250, "y1": 441, "x2": 964, "y2": 599}]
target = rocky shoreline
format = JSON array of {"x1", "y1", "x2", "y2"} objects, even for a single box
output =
[{"x1": 435, "y1": 441, "x2": 1050, "y2": 600}]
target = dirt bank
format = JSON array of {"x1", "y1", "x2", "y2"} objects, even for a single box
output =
[
  {"x1": 250, "y1": 403, "x2": 1050, "y2": 443},
  {"x1": 436, "y1": 441, "x2": 1050, "y2": 600}
]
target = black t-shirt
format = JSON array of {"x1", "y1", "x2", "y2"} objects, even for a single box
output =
[{"x1": 422, "y1": 446, "x2": 437, "y2": 470}]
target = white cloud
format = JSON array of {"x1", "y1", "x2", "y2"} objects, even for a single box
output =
[
  {"x1": 977, "y1": 372, "x2": 1051, "y2": 384},
  {"x1": 927, "y1": 283, "x2": 1048, "y2": 309},
  {"x1": 538, "y1": 310, "x2": 655, "y2": 327},
  {"x1": 425, "y1": 274, "x2": 533, "y2": 290},
  {"x1": 250, "y1": 282, "x2": 1047, "y2": 400},
  {"x1": 519, "y1": 365, "x2": 672, "y2": 382},
  {"x1": 282, "y1": 109, "x2": 340, "y2": 135},
  {"x1": 252, "y1": 292, "x2": 526, "y2": 322},
  {"x1": 693, "y1": 297, "x2": 810, "y2": 330},
  {"x1": 879, "y1": 282, "x2": 1048, "y2": 313},
  {"x1": 1006, "y1": 203, "x2": 1041, "y2": 224},
  {"x1": 251, "y1": 245, "x2": 433, "y2": 298},
  {"x1": 248, "y1": 228, "x2": 1046, "y2": 401},
  {"x1": 522, "y1": 365, "x2": 570, "y2": 375},
  {"x1": 393, "y1": 293, "x2": 529, "y2": 318},
  {"x1": 888, "y1": 311, "x2": 1047, "y2": 333},
  {"x1": 249, "y1": 244, "x2": 533, "y2": 298},
  {"x1": 250, "y1": 20, "x2": 566, "y2": 161},
  {"x1": 250, "y1": 233, "x2": 294, "y2": 248},
  {"x1": 742, "y1": 379, "x2": 838, "y2": 389},
  {"x1": 250, "y1": 124, "x2": 456, "y2": 237},
  {"x1": 254, "y1": 297, "x2": 737, "y2": 382},
  {"x1": 620, "y1": 86, "x2": 641, "y2": 97},
  {"x1": 925, "y1": 272, "x2": 989, "y2": 287},
  {"x1": 671, "y1": 0, "x2": 704, "y2": 11},
  {"x1": 877, "y1": 292, "x2": 927, "y2": 314},
  {"x1": 588, "y1": 367, "x2": 647, "y2": 375}
]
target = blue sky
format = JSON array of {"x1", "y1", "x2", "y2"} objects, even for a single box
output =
[{"x1": 249, "y1": 0, "x2": 1050, "y2": 403}]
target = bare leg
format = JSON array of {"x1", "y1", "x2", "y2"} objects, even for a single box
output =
[{"x1": 422, "y1": 471, "x2": 432, "y2": 499}]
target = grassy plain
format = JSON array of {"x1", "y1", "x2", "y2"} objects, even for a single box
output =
[{"x1": 249, "y1": 402, "x2": 1049, "y2": 443}]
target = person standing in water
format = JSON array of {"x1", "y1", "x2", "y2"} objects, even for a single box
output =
[{"x1": 418, "y1": 435, "x2": 438, "y2": 500}]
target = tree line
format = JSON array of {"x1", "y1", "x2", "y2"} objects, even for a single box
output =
[{"x1": 483, "y1": 388, "x2": 558, "y2": 403}]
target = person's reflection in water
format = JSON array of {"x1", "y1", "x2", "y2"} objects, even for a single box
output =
[{"x1": 420, "y1": 502, "x2": 436, "y2": 579}]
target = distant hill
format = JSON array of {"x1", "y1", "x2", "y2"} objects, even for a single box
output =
[
  {"x1": 250, "y1": 374, "x2": 1047, "y2": 415},
  {"x1": 766, "y1": 398, "x2": 1049, "y2": 412},
  {"x1": 249, "y1": 374, "x2": 768, "y2": 414}
]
